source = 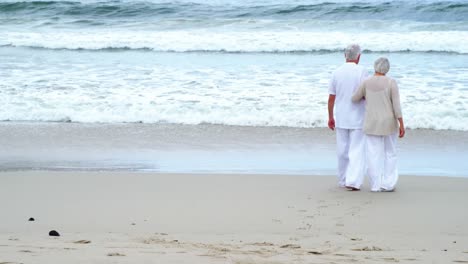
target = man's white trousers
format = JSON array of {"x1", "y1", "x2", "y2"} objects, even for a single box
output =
[
  {"x1": 366, "y1": 133, "x2": 399, "y2": 192},
  {"x1": 336, "y1": 128, "x2": 365, "y2": 189}
]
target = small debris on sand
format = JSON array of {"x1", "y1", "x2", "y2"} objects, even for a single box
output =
[{"x1": 49, "y1": 230, "x2": 60, "y2": 237}]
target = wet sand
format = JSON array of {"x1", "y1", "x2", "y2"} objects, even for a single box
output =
[{"x1": 1, "y1": 122, "x2": 467, "y2": 176}]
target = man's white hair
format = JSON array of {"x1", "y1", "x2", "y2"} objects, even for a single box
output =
[
  {"x1": 374, "y1": 57, "x2": 390, "y2": 74},
  {"x1": 344, "y1": 44, "x2": 361, "y2": 60}
]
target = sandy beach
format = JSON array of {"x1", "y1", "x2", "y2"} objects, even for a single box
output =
[
  {"x1": 1, "y1": 171, "x2": 467, "y2": 263},
  {"x1": 1, "y1": 0, "x2": 468, "y2": 263}
]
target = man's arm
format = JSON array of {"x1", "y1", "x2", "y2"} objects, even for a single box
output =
[{"x1": 328, "y1": 94, "x2": 336, "y2": 131}]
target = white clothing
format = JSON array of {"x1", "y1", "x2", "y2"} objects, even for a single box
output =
[
  {"x1": 366, "y1": 133, "x2": 399, "y2": 191},
  {"x1": 336, "y1": 128, "x2": 366, "y2": 189},
  {"x1": 329, "y1": 62, "x2": 369, "y2": 129}
]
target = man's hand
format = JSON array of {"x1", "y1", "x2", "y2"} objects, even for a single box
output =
[{"x1": 328, "y1": 118, "x2": 335, "y2": 131}]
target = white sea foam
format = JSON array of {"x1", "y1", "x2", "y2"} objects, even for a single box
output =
[
  {"x1": 1, "y1": 0, "x2": 466, "y2": 131},
  {"x1": 1, "y1": 30, "x2": 468, "y2": 54},
  {"x1": 0, "y1": 49, "x2": 467, "y2": 130}
]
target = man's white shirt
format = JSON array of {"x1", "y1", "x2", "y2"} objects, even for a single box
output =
[{"x1": 329, "y1": 62, "x2": 369, "y2": 129}]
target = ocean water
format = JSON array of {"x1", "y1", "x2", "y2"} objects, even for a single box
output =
[
  {"x1": 0, "y1": 0, "x2": 467, "y2": 130},
  {"x1": 1, "y1": 0, "x2": 468, "y2": 176}
]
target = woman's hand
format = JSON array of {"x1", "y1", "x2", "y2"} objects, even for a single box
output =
[
  {"x1": 398, "y1": 118, "x2": 405, "y2": 138},
  {"x1": 399, "y1": 125, "x2": 405, "y2": 138}
]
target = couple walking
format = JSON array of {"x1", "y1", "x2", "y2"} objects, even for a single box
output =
[{"x1": 328, "y1": 44, "x2": 405, "y2": 192}]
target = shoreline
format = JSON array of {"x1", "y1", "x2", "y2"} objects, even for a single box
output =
[
  {"x1": 1, "y1": 122, "x2": 467, "y2": 177},
  {"x1": 1, "y1": 171, "x2": 468, "y2": 263}
]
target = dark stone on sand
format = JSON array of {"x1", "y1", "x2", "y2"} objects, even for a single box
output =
[
  {"x1": 49, "y1": 230, "x2": 60, "y2": 237},
  {"x1": 28, "y1": 217, "x2": 35, "y2": 221}
]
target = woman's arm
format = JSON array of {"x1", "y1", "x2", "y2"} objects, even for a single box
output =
[
  {"x1": 352, "y1": 82, "x2": 366, "y2": 102},
  {"x1": 391, "y1": 80, "x2": 405, "y2": 138},
  {"x1": 391, "y1": 79, "x2": 403, "y2": 119}
]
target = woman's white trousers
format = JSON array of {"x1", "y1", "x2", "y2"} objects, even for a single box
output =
[{"x1": 366, "y1": 133, "x2": 399, "y2": 192}]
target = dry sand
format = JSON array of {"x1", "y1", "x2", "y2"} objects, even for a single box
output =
[{"x1": 1, "y1": 171, "x2": 467, "y2": 263}]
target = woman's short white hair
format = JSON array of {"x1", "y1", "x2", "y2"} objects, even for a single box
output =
[
  {"x1": 374, "y1": 57, "x2": 390, "y2": 74},
  {"x1": 344, "y1": 44, "x2": 361, "y2": 60}
]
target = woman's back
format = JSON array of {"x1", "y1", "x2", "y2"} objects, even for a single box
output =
[{"x1": 354, "y1": 75, "x2": 402, "y2": 136}]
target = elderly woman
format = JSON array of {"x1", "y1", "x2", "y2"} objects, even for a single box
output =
[{"x1": 352, "y1": 57, "x2": 405, "y2": 192}]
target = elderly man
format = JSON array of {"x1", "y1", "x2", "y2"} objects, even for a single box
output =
[{"x1": 328, "y1": 44, "x2": 368, "y2": 190}]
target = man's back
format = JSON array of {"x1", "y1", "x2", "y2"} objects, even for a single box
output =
[{"x1": 329, "y1": 62, "x2": 368, "y2": 129}]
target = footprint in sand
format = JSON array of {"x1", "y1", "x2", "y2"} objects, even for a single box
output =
[
  {"x1": 382, "y1": 257, "x2": 399, "y2": 262},
  {"x1": 352, "y1": 246, "x2": 383, "y2": 251},
  {"x1": 279, "y1": 244, "x2": 301, "y2": 249},
  {"x1": 248, "y1": 242, "x2": 275, "y2": 247},
  {"x1": 73, "y1": 240, "x2": 91, "y2": 244}
]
